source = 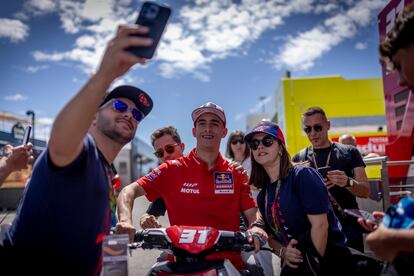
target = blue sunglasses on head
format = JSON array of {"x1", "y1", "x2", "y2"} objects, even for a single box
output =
[{"x1": 112, "y1": 99, "x2": 144, "y2": 122}]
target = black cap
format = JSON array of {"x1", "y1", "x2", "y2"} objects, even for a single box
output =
[{"x1": 100, "y1": 85, "x2": 153, "y2": 117}]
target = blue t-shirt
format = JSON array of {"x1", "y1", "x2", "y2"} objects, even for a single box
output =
[
  {"x1": 4, "y1": 134, "x2": 110, "y2": 274},
  {"x1": 257, "y1": 166, "x2": 346, "y2": 247}
]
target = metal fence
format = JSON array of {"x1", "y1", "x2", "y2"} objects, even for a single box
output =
[{"x1": 364, "y1": 156, "x2": 414, "y2": 211}]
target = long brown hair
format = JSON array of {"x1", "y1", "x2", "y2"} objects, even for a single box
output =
[{"x1": 248, "y1": 139, "x2": 293, "y2": 189}]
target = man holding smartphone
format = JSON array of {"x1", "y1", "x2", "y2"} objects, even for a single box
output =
[
  {"x1": 292, "y1": 106, "x2": 370, "y2": 252},
  {"x1": 1, "y1": 24, "x2": 154, "y2": 275}
]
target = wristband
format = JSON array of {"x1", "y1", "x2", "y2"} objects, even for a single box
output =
[
  {"x1": 249, "y1": 232, "x2": 267, "y2": 246},
  {"x1": 250, "y1": 220, "x2": 266, "y2": 230}
]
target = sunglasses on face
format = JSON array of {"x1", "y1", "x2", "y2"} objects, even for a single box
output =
[
  {"x1": 112, "y1": 99, "x2": 144, "y2": 123},
  {"x1": 154, "y1": 143, "x2": 180, "y2": 158},
  {"x1": 249, "y1": 136, "x2": 275, "y2": 150},
  {"x1": 231, "y1": 139, "x2": 245, "y2": 145},
  {"x1": 303, "y1": 124, "x2": 323, "y2": 134}
]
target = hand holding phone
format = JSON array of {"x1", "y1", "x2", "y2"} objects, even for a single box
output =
[
  {"x1": 128, "y1": 2, "x2": 171, "y2": 59},
  {"x1": 317, "y1": 166, "x2": 331, "y2": 179},
  {"x1": 22, "y1": 126, "x2": 32, "y2": 145},
  {"x1": 344, "y1": 209, "x2": 380, "y2": 225}
]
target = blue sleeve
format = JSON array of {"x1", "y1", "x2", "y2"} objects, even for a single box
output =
[
  {"x1": 46, "y1": 135, "x2": 92, "y2": 172},
  {"x1": 294, "y1": 167, "x2": 329, "y2": 214}
]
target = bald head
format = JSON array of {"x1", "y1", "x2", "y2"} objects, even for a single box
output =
[{"x1": 339, "y1": 134, "x2": 356, "y2": 147}]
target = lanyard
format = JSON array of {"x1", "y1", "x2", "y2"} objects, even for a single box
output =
[
  {"x1": 97, "y1": 149, "x2": 118, "y2": 228},
  {"x1": 310, "y1": 143, "x2": 332, "y2": 169},
  {"x1": 264, "y1": 179, "x2": 288, "y2": 245}
]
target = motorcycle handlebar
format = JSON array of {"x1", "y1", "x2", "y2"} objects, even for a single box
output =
[{"x1": 132, "y1": 228, "x2": 266, "y2": 252}]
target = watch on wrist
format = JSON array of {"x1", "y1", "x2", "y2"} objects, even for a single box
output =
[{"x1": 346, "y1": 177, "x2": 354, "y2": 187}]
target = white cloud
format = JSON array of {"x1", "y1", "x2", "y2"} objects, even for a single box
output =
[
  {"x1": 24, "y1": 0, "x2": 57, "y2": 15},
  {"x1": 0, "y1": 18, "x2": 29, "y2": 42},
  {"x1": 274, "y1": 0, "x2": 387, "y2": 71},
  {"x1": 27, "y1": 0, "x2": 317, "y2": 80},
  {"x1": 26, "y1": 65, "x2": 49, "y2": 73},
  {"x1": 23, "y1": 0, "x2": 385, "y2": 80},
  {"x1": 111, "y1": 74, "x2": 144, "y2": 89},
  {"x1": 355, "y1": 42, "x2": 368, "y2": 50},
  {"x1": 82, "y1": 0, "x2": 113, "y2": 21},
  {"x1": 4, "y1": 94, "x2": 28, "y2": 101}
]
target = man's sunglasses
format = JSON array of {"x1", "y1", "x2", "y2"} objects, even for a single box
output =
[
  {"x1": 303, "y1": 124, "x2": 323, "y2": 134},
  {"x1": 154, "y1": 143, "x2": 180, "y2": 158},
  {"x1": 112, "y1": 99, "x2": 144, "y2": 123},
  {"x1": 231, "y1": 139, "x2": 245, "y2": 145},
  {"x1": 249, "y1": 136, "x2": 275, "y2": 150}
]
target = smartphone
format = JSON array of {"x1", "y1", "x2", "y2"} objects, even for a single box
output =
[
  {"x1": 317, "y1": 166, "x2": 331, "y2": 178},
  {"x1": 128, "y1": 2, "x2": 171, "y2": 59},
  {"x1": 344, "y1": 209, "x2": 380, "y2": 225},
  {"x1": 22, "y1": 125, "x2": 32, "y2": 145}
]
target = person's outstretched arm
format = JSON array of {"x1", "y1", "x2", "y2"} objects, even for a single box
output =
[
  {"x1": 366, "y1": 226, "x2": 414, "y2": 261},
  {"x1": 48, "y1": 25, "x2": 152, "y2": 167},
  {"x1": 116, "y1": 183, "x2": 147, "y2": 241}
]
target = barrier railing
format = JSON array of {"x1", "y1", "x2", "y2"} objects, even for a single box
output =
[{"x1": 364, "y1": 156, "x2": 414, "y2": 210}]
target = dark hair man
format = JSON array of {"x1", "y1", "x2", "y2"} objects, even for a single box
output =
[
  {"x1": 361, "y1": 4, "x2": 414, "y2": 268},
  {"x1": 139, "y1": 126, "x2": 185, "y2": 229},
  {"x1": 380, "y1": 4, "x2": 414, "y2": 90},
  {"x1": 116, "y1": 102, "x2": 267, "y2": 271},
  {"x1": 292, "y1": 106, "x2": 369, "y2": 252},
  {"x1": 0, "y1": 25, "x2": 153, "y2": 275}
]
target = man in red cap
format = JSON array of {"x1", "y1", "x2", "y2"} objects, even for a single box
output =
[
  {"x1": 1, "y1": 25, "x2": 153, "y2": 275},
  {"x1": 117, "y1": 102, "x2": 267, "y2": 272}
]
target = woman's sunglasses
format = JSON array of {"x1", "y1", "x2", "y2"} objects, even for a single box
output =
[
  {"x1": 231, "y1": 139, "x2": 245, "y2": 145},
  {"x1": 303, "y1": 124, "x2": 323, "y2": 134},
  {"x1": 249, "y1": 136, "x2": 274, "y2": 150},
  {"x1": 112, "y1": 99, "x2": 144, "y2": 122},
  {"x1": 154, "y1": 143, "x2": 180, "y2": 158}
]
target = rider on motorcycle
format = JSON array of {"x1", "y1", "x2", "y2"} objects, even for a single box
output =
[{"x1": 116, "y1": 102, "x2": 268, "y2": 273}]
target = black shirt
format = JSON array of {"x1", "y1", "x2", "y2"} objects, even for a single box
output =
[{"x1": 292, "y1": 142, "x2": 366, "y2": 210}]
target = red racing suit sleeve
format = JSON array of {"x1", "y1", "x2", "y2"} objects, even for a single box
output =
[
  {"x1": 238, "y1": 172, "x2": 257, "y2": 212},
  {"x1": 137, "y1": 162, "x2": 169, "y2": 202}
]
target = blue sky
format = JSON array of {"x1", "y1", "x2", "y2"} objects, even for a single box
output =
[{"x1": 0, "y1": 0, "x2": 388, "y2": 153}]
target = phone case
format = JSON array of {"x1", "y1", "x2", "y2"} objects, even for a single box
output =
[
  {"x1": 128, "y1": 2, "x2": 171, "y2": 59},
  {"x1": 344, "y1": 209, "x2": 378, "y2": 224}
]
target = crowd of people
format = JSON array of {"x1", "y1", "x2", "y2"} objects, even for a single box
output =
[{"x1": 0, "y1": 3, "x2": 413, "y2": 276}]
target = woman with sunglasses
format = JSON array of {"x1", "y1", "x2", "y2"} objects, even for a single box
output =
[
  {"x1": 225, "y1": 130, "x2": 252, "y2": 175},
  {"x1": 227, "y1": 130, "x2": 279, "y2": 275},
  {"x1": 245, "y1": 121, "x2": 354, "y2": 275}
]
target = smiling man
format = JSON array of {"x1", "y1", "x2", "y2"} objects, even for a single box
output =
[
  {"x1": 139, "y1": 126, "x2": 185, "y2": 229},
  {"x1": 116, "y1": 102, "x2": 267, "y2": 273},
  {"x1": 292, "y1": 106, "x2": 369, "y2": 252}
]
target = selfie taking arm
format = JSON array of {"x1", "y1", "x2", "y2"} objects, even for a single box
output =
[{"x1": 48, "y1": 25, "x2": 152, "y2": 167}]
